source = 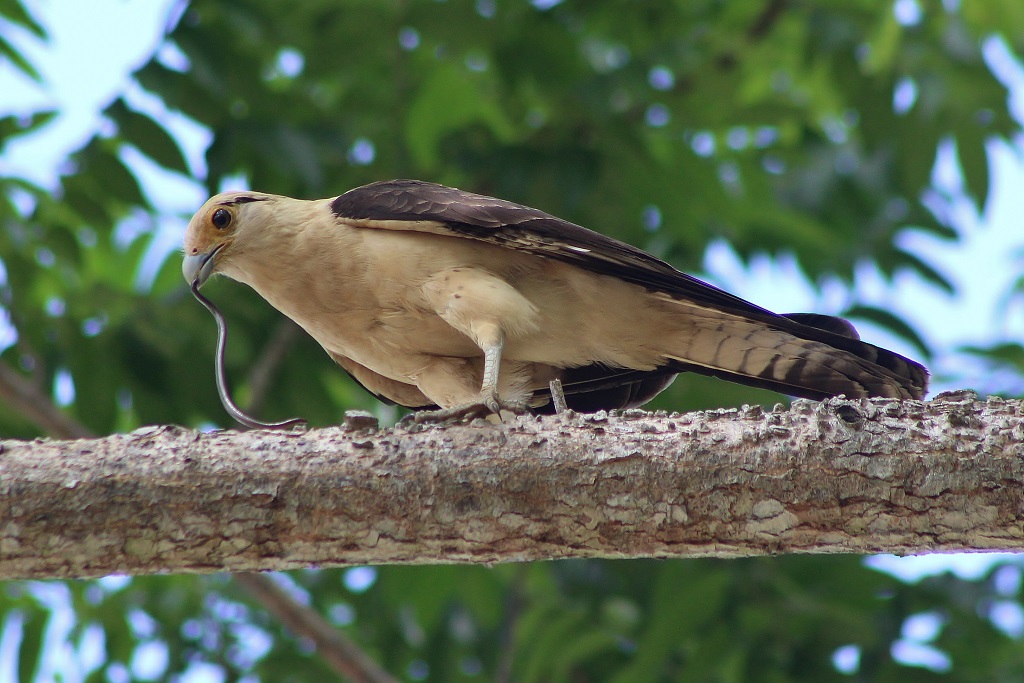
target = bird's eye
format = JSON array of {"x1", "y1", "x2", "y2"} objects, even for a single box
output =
[{"x1": 211, "y1": 208, "x2": 232, "y2": 230}]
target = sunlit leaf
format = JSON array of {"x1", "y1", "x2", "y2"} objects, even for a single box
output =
[
  {"x1": 16, "y1": 608, "x2": 44, "y2": 683},
  {"x1": 107, "y1": 98, "x2": 191, "y2": 175},
  {"x1": 957, "y1": 127, "x2": 991, "y2": 212},
  {"x1": 843, "y1": 304, "x2": 932, "y2": 358},
  {"x1": 0, "y1": 0, "x2": 46, "y2": 38},
  {"x1": 960, "y1": 342, "x2": 1024, "y2": 372},
  {"x1": 0, "y1": 110, "x2": 57, "y2": 148},
  {"x1": 0, "y1": 31, "x2": 41, "y2": 80}
]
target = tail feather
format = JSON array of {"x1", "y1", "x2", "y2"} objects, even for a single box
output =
[
  {"x1": 659, "y1": 312, "x2": 928, "y2": 401},
  {"x1": 526, "y1": 309, "x2": 926, "y2": 414}
]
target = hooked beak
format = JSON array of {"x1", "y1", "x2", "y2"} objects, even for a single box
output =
[{"x1": 182, "y1": 244, "x2": 224, "y2": 288}]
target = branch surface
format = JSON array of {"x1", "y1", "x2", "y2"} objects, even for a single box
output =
[{"x1": 2, "y1": 393, "x2": 1022, "y2": 580}]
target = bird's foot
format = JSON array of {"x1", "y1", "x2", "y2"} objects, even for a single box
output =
[{"x1": 411, "y1": 393, "x2": 526, "y2": 424}]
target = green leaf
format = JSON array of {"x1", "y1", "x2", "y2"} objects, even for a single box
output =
[
  {"x1": 551, "y1": 629, "x2": 619, "y2": 681},
  {"x1": 863, "y1": 11, "x2": 902, "y2": 75},
  {"x1": 0, "y1": 31, "x2": 41, "y2": 81},
  {"x1": 75, "y1": 140, "x2": 147, "y2": 208},
  {"x1": 62, "y1": 176, "x2": 113, "y2": 226},
  {"x1": 107, "y1": 98, "x2": 191, "y2": 175},
  {"x1": 610, "y1": 566, "x2": 731, "y2": 683},
  {"x1": 960, "y1": 342, "x2": 1024, "y2": 372},
  {"x1": 17, "y1": 608, "x2": 44, "y2": 683},
  {"x1": 405, "y1": 63, "x2": 514, "y2": 171},
  {"x1": 519, "y1": 609, "x2": 590, "y2": 683},
  {"x1": 377, "y1": 565, "x2": 463, "y2": 634},
  {"x1": 0, "y1": 0, "x2": 46, "y2": 38},
  {"x1": 842, "y1": 304, "x2": 932, "y2": 358},
  {"x1": 962, "y1": 0, "x2": 1024, "y2": 42},
  {"x1": 0, "y1": 110, "x2": 57, "y2": 148},
  {"x1": 957, "y1": 128, "x2": 990, "y2": 212},
  {"x1": 893, "y1": 247, "x2": 955, "y2": 295}
]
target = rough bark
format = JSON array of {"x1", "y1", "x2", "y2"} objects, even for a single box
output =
[{"x1": 2, "y1": 392, "x2": 1022, "y2": 580}]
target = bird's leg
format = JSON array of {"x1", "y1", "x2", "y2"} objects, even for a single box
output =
[
  {"x1": 412, "y1": 327, "x2": 527, "y2": 423},
  {"x1": 411, "y1": 267, "x2": 539, "y2": 423},
  {"x1": 479, "y1": 340, "x2": 503, "y2": 413}
]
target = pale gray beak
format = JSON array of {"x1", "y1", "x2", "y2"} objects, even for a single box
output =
[{"x1": 182, "y1": 246, "x2": 223, "y2": 287}]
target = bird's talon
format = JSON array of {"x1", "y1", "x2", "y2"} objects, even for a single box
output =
[
  {"x1": 410, "y1": 396, "x2": 526, "y2": 425},
  {"x1": 411, "y1": 403, "x2": 487, "y2": 424}
]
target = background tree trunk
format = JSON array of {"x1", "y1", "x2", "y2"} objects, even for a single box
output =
[{"x1": 2, "y1": 392, "x2": 1021, "y2": 581}]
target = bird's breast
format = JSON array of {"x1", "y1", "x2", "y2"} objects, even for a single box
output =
[{"x1": 234, "y1": 226, "x2": 516, "y2": 379}]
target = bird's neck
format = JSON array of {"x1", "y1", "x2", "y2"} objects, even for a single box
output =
[{"x1": 223, "y1": 200, "x2": 365, "y2": 320}]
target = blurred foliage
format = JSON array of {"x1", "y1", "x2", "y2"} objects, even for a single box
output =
[
  {"x1": 961, "y1": 342, "x2": 1024, "y2": 396},
  {"x1": 3, "y1": 0, "x2": 1024, "y2": 681},
  {"x1": 6, "y1": 559, "x2": 1024, "y2": 682}
]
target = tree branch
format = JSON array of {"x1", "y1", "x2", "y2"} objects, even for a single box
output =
[
  {"x1": 2, "y1": 393, "x2": 1022, "y2": 581},
  {"x1": 233, "y1": 573, "x2": 400, "y2": 683},
  {"x1": 0, "y1": 359, "x2": 92, "y2": 439},
  {"x1": 0, "y1": 355, "x2": 394, "y2": 682},
  {"x1": 245, "y1": 319, "x2": 302, "y2": 416},
  {"x1": 748, "y1": 0, "x2": 788, "y2": 40}
]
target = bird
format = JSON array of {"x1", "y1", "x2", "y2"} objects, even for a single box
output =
[{"x1": 182, "y1": 179, "x2": 928, "y2": 420}]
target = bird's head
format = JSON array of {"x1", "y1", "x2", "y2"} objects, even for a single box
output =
[{"x1": 182, "y1": 191, "x2": 278, "y2": 287}]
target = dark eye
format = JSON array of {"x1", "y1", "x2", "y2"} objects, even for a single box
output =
[{"x1": 211, "y1": 208, "x2": 231, "y2": 230}]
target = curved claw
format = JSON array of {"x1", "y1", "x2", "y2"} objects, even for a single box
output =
[
  {"x1": 412, "y1": 402, "x2": 493, "y2": 425},
  {"x1": 411, "y1": 395, "x2": 526, "y2": 425},
  {"x1": 484, "y1": 391, "x2": 503, "y2": 415}
]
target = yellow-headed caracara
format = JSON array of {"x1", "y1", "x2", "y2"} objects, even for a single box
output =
[{"x1": 183, "y1": 179, "x2": 927, "y2": 420}]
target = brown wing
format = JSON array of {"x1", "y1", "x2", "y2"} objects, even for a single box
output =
[
  {"x1": 331, "y1": 180, "x2": 782, "y2": 318},
  {"x1": 331, "y1": 180, "x2": 928, "y2": 402}
]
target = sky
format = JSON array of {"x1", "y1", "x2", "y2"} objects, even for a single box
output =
[{"x1": 1, "y1": 1, "x2": 1023, "y2": 679}]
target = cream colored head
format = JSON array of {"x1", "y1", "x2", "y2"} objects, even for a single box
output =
[{"x1": 182, "y1": 191, "x2": 281, "y2": 287}]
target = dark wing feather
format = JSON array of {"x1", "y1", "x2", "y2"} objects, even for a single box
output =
[
  {"x1": 534, "y1": 365, "x2": 679, "y2": 413},
  {"x1": 332, "y1": 180, "x2": 779, "y2": 319},
  {"x1": 331, "y1": 180, "x2": 928, "y2": 402}
]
